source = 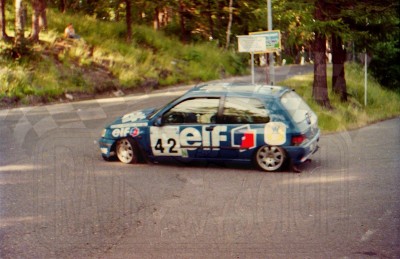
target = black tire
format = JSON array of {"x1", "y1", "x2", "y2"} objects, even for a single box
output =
[
  {"x1": 254, "y1": 145, "x2": 286, "y2": 172},
  {"x1": 115, "y1": 138, "x2": 139, "y2": 164},
  {"x1": 102, "y1": 154, "x2": 117, "y2": 162}
]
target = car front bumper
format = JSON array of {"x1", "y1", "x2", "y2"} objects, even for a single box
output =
[{"x1": 99, "y1": 137, "x2": 116, "y2": 158}]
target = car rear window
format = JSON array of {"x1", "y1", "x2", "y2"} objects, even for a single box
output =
[{"x1": 280, "y1": 91, "x2": 312, "y2": 123}]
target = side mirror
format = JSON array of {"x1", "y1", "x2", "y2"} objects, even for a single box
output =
[{"x1": 154, "y1": 117, "x2": 163, "y2": 126}]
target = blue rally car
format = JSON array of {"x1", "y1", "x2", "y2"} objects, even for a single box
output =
[{"x1": 99, "y1": 83, "x2": 320, "y2": 172}]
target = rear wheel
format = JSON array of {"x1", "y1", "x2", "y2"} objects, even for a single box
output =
[
  {"x1": 255, "y1": 145, "x2": 286, "y2": 172},
  {"x1": 116, "y1": 138, "x2": 138, "y2": 164}
]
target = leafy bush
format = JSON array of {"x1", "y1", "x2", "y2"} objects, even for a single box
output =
[{"x1": 369, "y1": 39, "x2": 400, "y2": 91}]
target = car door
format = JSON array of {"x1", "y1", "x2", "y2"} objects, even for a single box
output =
[
  {"x1": 217, "y1": 96, "x2": 271, "y2": 159},
  {"x1": 150, "y1": 97, "x2": 221, "y2": 160}
]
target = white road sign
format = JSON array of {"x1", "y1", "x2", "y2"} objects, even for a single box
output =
[
  {"x1": 249, "y1": 30, "x2": 281, "y2": 53},
  {"x1": 237, "y1": 35, "x2": 267, "y2": 53}
]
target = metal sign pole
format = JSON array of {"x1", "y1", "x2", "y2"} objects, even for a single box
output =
[
  {"x1": 251, "y1": 52, "x2": 255, "y2": 84},
  {"x1": 267, "y1": 0, "x2": 274, "y2": 85},
  {"x1": 364, "y1": 52, "x2": 368, "y2": 106},
  {"x1": 265, "y1": 54, "x2": 269, "y2": 84},
  {"x1": 237, "y1": 34, "x2": 268, "y2": 85}
]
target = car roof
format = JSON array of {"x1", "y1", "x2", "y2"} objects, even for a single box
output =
[{"x1": 187, "y1": 82, "x2": 290, "y2": 99}]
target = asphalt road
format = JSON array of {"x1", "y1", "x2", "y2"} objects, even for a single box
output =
[{"x1": 1, "y1": 65, "x2": 399, "y2": 258}]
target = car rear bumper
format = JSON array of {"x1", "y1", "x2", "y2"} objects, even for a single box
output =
[{"x1": 285, "y1": 131, "x2": 320, "y2": 165}]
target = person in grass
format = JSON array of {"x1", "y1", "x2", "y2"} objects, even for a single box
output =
[{"x1": 64, "y1": 23, "x2": 80, "y2": 39}]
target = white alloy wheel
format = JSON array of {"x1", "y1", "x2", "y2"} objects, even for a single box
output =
[
  {"x1": 255, "y1": 145, "x2": 286, "y2": 172},
  {"x1": 116, "y1": 138, "x2": 138, "y2": 164}
]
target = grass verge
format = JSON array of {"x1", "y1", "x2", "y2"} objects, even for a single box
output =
[{"x1": 280, "y1": 63, "x2": 400, "y2": 133}]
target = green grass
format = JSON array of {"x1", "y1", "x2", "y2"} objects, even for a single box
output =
[
  {"x1": 47, "y1": 10, "x2": 247, "y2": 88},
  {"x1": 0, "y1": 9, "x2": 246, "y2": 103},
  {"x1": 280, "y1": 63, "x2": 400, "y2": 133}
]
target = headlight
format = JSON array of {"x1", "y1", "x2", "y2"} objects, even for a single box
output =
[{"x1": 101, "y1": 129, "x2": 107, "y2": 137}]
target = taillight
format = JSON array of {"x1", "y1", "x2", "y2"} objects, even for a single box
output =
[{"x1": 292, "y1": 135, "x2": 305, "y2": 146}]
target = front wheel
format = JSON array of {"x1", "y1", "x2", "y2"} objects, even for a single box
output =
[
  {"x1": 116, "y1": 138, "x2": 138, "y2": 164},
  {"x1": 254, "y1": 145, "x2": 286, "y2": 172},
  {"x1": 102, "y1": 154, "x2": 117, "y2": 162}
]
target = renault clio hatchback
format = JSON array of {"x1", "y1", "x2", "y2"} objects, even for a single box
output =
[{"x1": 99, "y1": 83, "x2": 320, "y2": 172}]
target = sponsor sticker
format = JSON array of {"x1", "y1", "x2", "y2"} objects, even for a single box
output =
[
  {"x1": 231, "y1": 125, "x2": 257, "y2": 150},
  {"x1": 264, "y1": 122, "x2": 287, "y2": 145},
  {"x1": 150, "y1": 126, "x2": 181, "y2": 156},
  {"x1": 121, "y1": 112, "x2": 146, "y2": 123},
  {"x1": 150, "y1": 125, "x2": 228, "y2": 156},
  {"x1": 130, "y1": 127, "x2": 140, "y2": 137},
  {"x1": 112, "y1": 127, "x2": 131, "y2": 138}
]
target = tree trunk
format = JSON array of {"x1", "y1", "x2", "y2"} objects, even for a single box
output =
[
  {"x1": 207, "y1": 0, "x2": 214, "y2": 39},
  {"x1": 39, "y1": 0, "x2": 47, "y2": 31},
  {"x1": 153, "y1": 7, "x2": 159, "y2": 30},
  {"x1": 225, "y1": 0, "x2": 233, "y2": 49},
  {"x1": 0, "y1": 0, "x2": 9, "y2": 41},
  {"x1": 312, "y1": 34, "x2": 331, "y2": 108},
  {"x1": 59, "y1": 0, "x2": 66, "y2": 13},
  {"x1": 312, "y1": 0, "x2": 331, "y2": 108},
  {"x1": 178, "y1": 0, "x2": 186, "y2": 42},
  {"x1": 332, "y1": 34, "x2": 347, "y2": 102},
  {"x1": 160, "y1": 7, "x2": 169, "y2": 27},
  {"x1": 15, "y1": 0, "x2": 25, "y2": 47},
  {"x1": 125, "y1": 0, "x2": 132, "y2": 43},
  {"x1": 30, "y1": 0, "x2": 41, "y2": 42}
]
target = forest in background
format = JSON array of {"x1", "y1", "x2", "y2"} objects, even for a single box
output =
[{"x1": 0, "y1": 0, "x2": 399, "y2": 107}]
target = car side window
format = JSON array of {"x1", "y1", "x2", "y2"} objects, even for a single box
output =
[
  {"x1": 221, "y1": 97, "x2": 270, "y2": 124},
  {"x1": 163, "y1": 98, "x2": 219, "y2": 124}
]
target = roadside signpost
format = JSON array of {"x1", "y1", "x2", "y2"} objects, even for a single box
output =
[
  {"x1": 237, "y1": 35, "x2": 267, "y2": 53},
  {"x1": 237, "y1": 35, "x2": 267, "y2": 84},
  {"x1": 249, "y1": 30, "x2": 281, "y2": 53},
  {"x1": 237, "y1": 31, "x2": 281, "y2": 85},
  {"x1": 250, "y1": 30, "x2": 281, "y2": 85}
]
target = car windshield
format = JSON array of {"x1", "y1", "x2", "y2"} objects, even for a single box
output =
[{"x1": 147, "y1": 96, "x2": 181, "y2": 119}]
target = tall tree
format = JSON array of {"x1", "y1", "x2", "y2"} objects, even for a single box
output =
[
  {"x1": 331, "y1": 34, "x2": 347, "y2": 101},
  {"x1": 325, "y1": 0, "x2": 348, "y2": 102},
  {"x1": 312, "y1": 0, "x2": 331, "y2": 108},
  {"x1": 178, "y1": 0, "x2": 187, "y2": 42},
  {"x1": 30, "y1": 0, "x2": 44, "y2": 42},
  {"x1": 0, "y1": 0, "x2": 9, "y2": 41},
  {"x1": 206, "y1": 0, "x2": 214, "y2": 39},
  {"x1": 225, "y1": 0, "x2": 233, "y2": 49},
  {"x1": 39, "y1": 0, "x2": 47, "y2": 30},
  {"x1": 339, "y1": 0, "x2": 400, "y2": 91},
  {"x1": 125, "y1": 0, "x2": 132, "y2": 42},
  {"x1": 15, "y1": 0, "x2": 26, "y2": 48},
  {"x1": 153, "y1": 5, "x2": 160, "y2": 29},
  {"x1": 326, "y1": 0, "x2": 400, "y2": 99},
  {"x1": 59, "y1": 0, "x2": 66, "y2": 12}
]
